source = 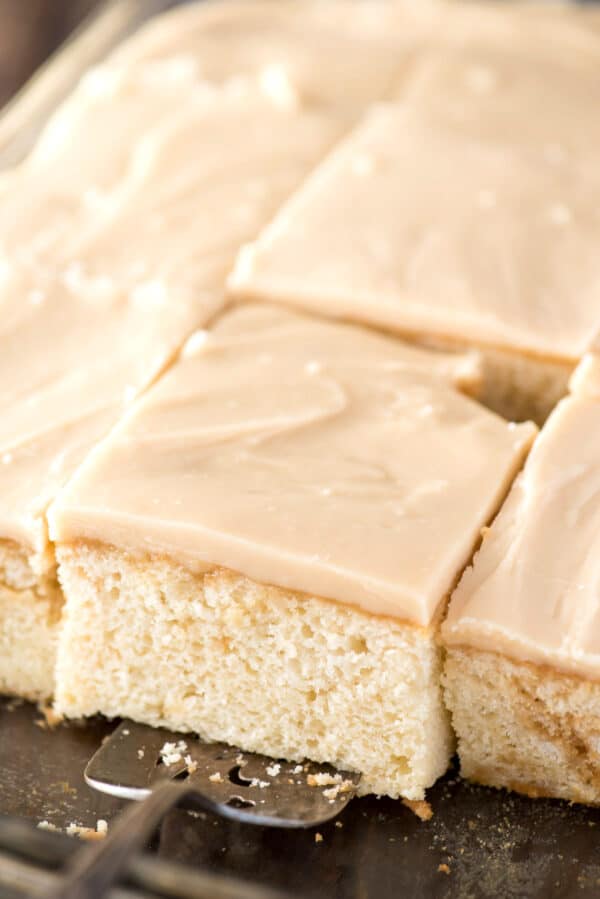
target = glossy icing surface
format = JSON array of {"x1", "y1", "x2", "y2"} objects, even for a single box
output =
[
  {"x1": 3, "y1": 0, "x2": 410, "y2": 552},
  {"x1": 230, "y1": 18, "x2": 600, "y2": 361},
  {"x1": 50, "y1": 304, "x2": 535, "y2": 624}
]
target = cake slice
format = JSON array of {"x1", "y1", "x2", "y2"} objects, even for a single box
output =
[
  {"x1": 443, "y1": 395, "x2": 600, "y2": 804},
  {"x1": 50, "y1": 304, "x2": 535, "y2": 799},
  {"x1": 229, "y1": 13, "x2": 600, "y2": 424},
  {"x1": 0, "y1": 77, "x2": 348, "y2": 702}
]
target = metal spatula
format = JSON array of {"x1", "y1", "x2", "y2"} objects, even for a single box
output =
[
  {"x1": 86, "y1": 720, "x2": 361, "y2": 828},
  {"x1": 52, "y1": 721, "x2": 361, "y2": 898}
]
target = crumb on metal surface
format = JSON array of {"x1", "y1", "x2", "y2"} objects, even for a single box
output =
[
  {"x1": 35, "y1": 704, "x2": 63, "y2": 730},
  {"x1": 184, "y1": 754, "x2": 198, "y2": 774},
  {"x1": 66, "y1": 822, "x2": 107, "y2": 841},
  {"x1": 402, "y1": 798, "x2": 433, "y2": 822},
  {"x1": 307, "y1": 772, "x2": 342, "y2": 787},
  {"x1": 159, "y1": 740, "x2": 188, "y2": 766}
]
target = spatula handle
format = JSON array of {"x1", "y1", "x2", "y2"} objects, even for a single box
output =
[{"x1": 47, "y1": 781, "x2": 199, "y2": 899}]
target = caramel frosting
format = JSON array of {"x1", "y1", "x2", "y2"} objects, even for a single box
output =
[
  {"x1": 50, "y1": 304, "x2": 535, "y2": 625},
  {"x1": 0, "y1": 0, "x2": 452, "y2": 560},
  {"x1": 444, "y1": 396, "x2": 600, "y2": 680},
  {"x1": 106, "y1": 0, "x2": 439, "y2": 117},
  {"x1": 230, "y1": 70, "x2": 600, "y2": 361},
  {"x1": 0, "y1": 80, "x2": 344, "y2": 556}
]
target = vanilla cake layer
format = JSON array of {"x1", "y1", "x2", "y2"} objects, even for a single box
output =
[
  {"x1": 50, "y1": 304, "x2": 535, "y2": 798},
  {"x1": 0, "y1": 542, "x2": 62, "y2": 701},
  {"x1": 229, "y1": 12, "x2": 600, "y2": 423},
  {"x1": 443, "y1": 396, "x2": 600, "y2": 804},
  {"x1": 55, "y1": 545, "x2": 451, "y2": 800}
]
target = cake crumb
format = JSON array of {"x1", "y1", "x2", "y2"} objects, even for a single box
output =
[
  {"x1": 266, "y1": 763, "x2": 281, "y2": 777},
  {"x1": 402, "y1": 799, "x2": 433, "y2": 822},
  {"x1": 184, "y1": 754, "x2": 198, "y2": 774},
  {"x1": 315, "y1": 832, "x2": 323, "y2": 843},
  {"x1": 96, "y1": 820, "x2": 108, "y2": 835},
  {"x1": 323, "y1": 786, "x2": 340, "y2": 800},
  {"x1": 35, "y1": 704, "x2": 63, "y2": 730},
  {"x1": 250, "y1": 778, "x2": 270, "y2": 789},
  {"x1": 137, "y1": 749, "x2": 145, "y2": 759},
  {"x1": 160, "y1": 740, "x2": 188, "y2": 766},
  {"x1": 438, "y1": 864, "x2": 451, "y2": 875},
  {"x1": 335, "y1": 821, "x2": 343, "y2": 829},
  {"x1": 292, "y1": 764, "x2": 304, "y2": 774},
  {"x1": 307, "y1": 772, "x2": 342, "y2": 788},
  {"x1": 66, "y1": 822, "x2": 106, "y2": 841},
  {"x1": 37, "y1": 820, "x2": 58, "y2": 832},
  {"x1": 209, "y1": 772, "x2": 223, "y2": 784}
]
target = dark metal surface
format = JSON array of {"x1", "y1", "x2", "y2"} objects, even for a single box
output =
[
  {"x1": 0, "y1": 814, "x2": 292, "y2": 898},
  {"x1": 86, "y1": 721, "x2": 359, "y2": 828},
  {"x1": 2, "y1": 698, "x2": 600, "y2": 897}
]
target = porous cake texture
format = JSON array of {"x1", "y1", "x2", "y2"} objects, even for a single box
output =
[
  {"x1": 0, "y1": 542, "x2": 61, "y2": 701},
  {"x1": 50, "y1": 304, "x2": 535, "y2": 799},
  {"x1": 444, "y1": 649, "x2": 600, "y2": 805},
  {"x1": 56, "y1": 546, "x2": 452, "y2": 800},
  {"x1": 443, "y1": 396, "x2": 600, "y2": 804}
]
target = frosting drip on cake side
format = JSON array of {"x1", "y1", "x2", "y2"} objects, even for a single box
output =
[{"x1": 50, "y1": 304, "x2": 535, "y2": 626}]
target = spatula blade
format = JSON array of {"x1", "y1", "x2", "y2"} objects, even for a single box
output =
[{"x1": 85, "y1": 720, "x2": 360, "y2": 827}]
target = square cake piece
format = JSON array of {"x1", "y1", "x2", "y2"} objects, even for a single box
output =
[
  {"x1": 50, "y1": 304, "x2": 535, "y2": 799},
  {"x1": 229, "y1": 15, "x2": 600, "y2": 424},
  {"x1": 443, "y1": 395, "x2": 600, "y2": 804},
  {"x1": 0, "y1": 0, "x2": 447, "y2": 702},
  {"x1": 0, "y1": 77, "x2": 344, "y2": 702}
]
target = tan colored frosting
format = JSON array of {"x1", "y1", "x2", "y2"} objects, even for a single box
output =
[
  {"x1": 570, "y1": 354, "x2": 600, "y2": 400},
  {"x1": 229, "y1": 43, "x2": 600, "y2": 361},
  {"x1": 444, "y1": 396, "x2": 600, "y2": 680},
  {"x1": 1, "y1": 0, "x2": 449, "y2": 559},
  {"x1": 50, "y1": 304, "x2": 535, "y2": 625},
  {"x1": 105, "y1": 0, "x2": 439, "y2": 115},
  {"x1": 570, "y1": 331, "x2": 600, "y2": 399},
  {"x1": 0, "y1": 59, "x2": 356, "y2": 556}
]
